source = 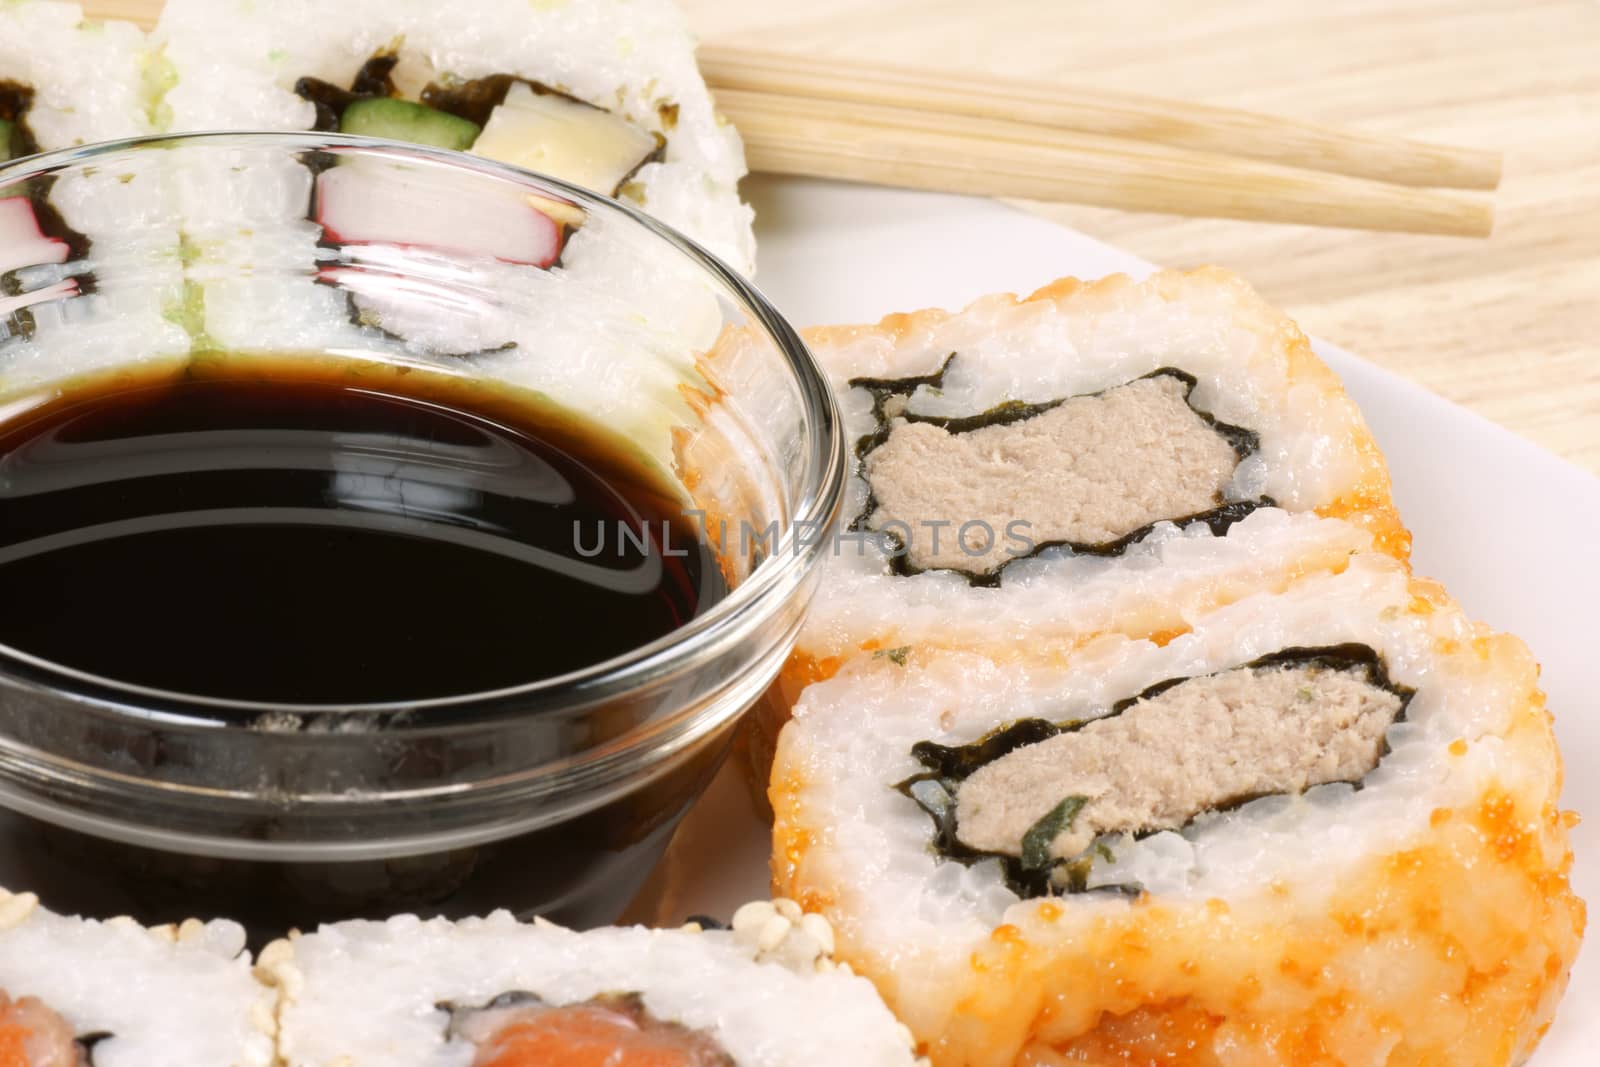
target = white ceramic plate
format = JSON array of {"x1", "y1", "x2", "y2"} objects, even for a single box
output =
[{"x1": 629, "y1": 175, "x2": 1600, "y2": 1062}]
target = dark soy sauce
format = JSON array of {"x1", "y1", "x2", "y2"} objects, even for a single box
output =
[{"x1": 0, "y1": 354, "x2": 725, "y2": 702}]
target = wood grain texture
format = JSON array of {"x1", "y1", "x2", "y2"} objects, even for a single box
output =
[
  {"x1": 81, "y1": 0, "x2": 1600, "y2": 472},
  {"x1": 701, "y1": 46, "x2": 1503, "y2": 189},
  {"x1": 682, "y1": 0, "x2": 1600, "y2": 474}
]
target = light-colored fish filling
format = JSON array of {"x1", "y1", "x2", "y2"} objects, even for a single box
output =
[
  {"x1": 955, "y1": 662, "x2": 1403, "y2": 864},
  {"x1": 862, "y1": 374, "x2": 1243, "y2": 575}
]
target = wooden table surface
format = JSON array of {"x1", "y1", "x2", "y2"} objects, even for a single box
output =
[
  {"x1": 87, "y1": 0, "x2": 1600, "y2": 473},
  {"x1": 681, "y1": 0, "x2": 1600, "y2": 474}
]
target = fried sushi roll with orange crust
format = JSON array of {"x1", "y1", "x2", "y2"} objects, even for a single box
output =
[
  {"x1": 771, "y1": 554, "x2": 1582, "y2": 1067},
  {"x1": 700, "y1": 269, "x2": 1410, "y2": 792}
]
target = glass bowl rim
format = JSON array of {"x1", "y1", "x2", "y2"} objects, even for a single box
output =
[{"x1": 0, "y1": 130, "x2": 846, "y2": 727}]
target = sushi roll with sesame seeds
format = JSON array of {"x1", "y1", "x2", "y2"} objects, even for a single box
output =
[
  {"x1": 703, "y1": 268, "x2": 1410, "y2": 792},
  {"x1": 770, "y1": 553, "x2": 1582, "y2": 1067},
  {"x1": 0, "y1": 2, "x2": 188, "y2": 380},
  {"x1": 0, "y1": 889, "x2": 275, "y2": 1066},
  {"x1": 261, "y1": 907, "x2": 923, "y2": 1067}
]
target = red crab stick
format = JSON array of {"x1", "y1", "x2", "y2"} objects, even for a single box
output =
[
  {"x1": 315, "y1": 163, "x2": 561, "y2": 268},
  {"x1": 0, "y1": 197, "x2": 70, "y2": 277}
]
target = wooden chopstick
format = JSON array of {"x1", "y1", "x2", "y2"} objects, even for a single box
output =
[
  {"x1": 724, "y1": 90, "x2": 1492, "y2": 237},
  {"x1": 699, "y1": 45, "x2": 1502, "y2": 192}
]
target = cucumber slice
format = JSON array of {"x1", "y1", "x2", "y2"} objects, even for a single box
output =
[
  {"x1": 0, "y1": 120, "x2": 14, "y2": 163},
  {"x1": 339, "y1": 98, "x2": 481, "y2": 152}
]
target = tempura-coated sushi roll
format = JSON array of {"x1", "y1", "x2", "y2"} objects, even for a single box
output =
[
  {"x1": 798, "y1": 268, "x2": 1405, "y2": 659},
  {"x1": 771, "y1": 554, "x2": 1582, "y2": 1067},
  {"x1": 719, "y1": 268, "x2": 1408, "y2": 792},
  {"x1": 0, "y1": 3, "x2": 188, "y2": 379},
  {"x1": 261, "y1": 908, "x2": 923, "y2": 1067},
  {"x1": 0, "y1": 889, "x2": 275, "y2": 1066}
]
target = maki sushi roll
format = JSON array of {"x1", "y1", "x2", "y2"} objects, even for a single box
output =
[
  {"x1": 154, "y1": 0, "x2": 743, "y2": 460},
  {"x1": 157, "y1": 0, "x2": 752, "y2": 274},
  {"x1": 0, "y1": 2, "x2": 186, "y2": 377},
  {"x1": 770, "y1": 553, "x2": 1582, "y2": 1066},
  {"x1": 261, "y1": 907, "x2": 923, "y2": 1066},
  {"x1": 715, "y1": 269, "x2": 1410, "y2": 785},
  {"x1": 0, "y1": 888, "x2": 275, "y2": 1066}
]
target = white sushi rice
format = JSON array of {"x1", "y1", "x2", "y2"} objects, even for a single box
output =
[
  {"x1": 0, "y1": 889, "x2": 274, "y2": 1067},
  {"x1": 0, "y1": 3, "x2": 189, "y2": 393},
  {"x1": 0, "y1": 1, "x2": 153, "y2": 151},
  {"x1": 266, "y1": 911, "x2": 922, "y2": 1067},
  {"x1": 800, "y1": 506, "x2": 1373, "y2": 666},
  {"x1": 774, "y1": 552, "x2": 1549, "y2": 1027}
]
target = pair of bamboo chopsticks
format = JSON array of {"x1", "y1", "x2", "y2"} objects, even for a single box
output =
[{"x1": 700, "y1": 46, "x2": 1500, "y2": 237}]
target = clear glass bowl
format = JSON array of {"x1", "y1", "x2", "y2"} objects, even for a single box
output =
[{"x1": 0, "y1": 133, "x2": 843, "y2": 939}]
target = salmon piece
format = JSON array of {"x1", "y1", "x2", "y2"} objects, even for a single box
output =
[
  {"x1": 469, "y1": 995, "x2": 730, "y2": 1067},
  {"x1": 0, "y1": 992, "x2": 80, "y2": 1067}
]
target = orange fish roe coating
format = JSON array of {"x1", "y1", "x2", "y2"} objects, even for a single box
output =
[
  {"x1": 771, "y1": 568, "x2": 1582, "y2": 1067},
  {"x1": 779, "y1": 776, "x2": 1581, "y2": 1067}
]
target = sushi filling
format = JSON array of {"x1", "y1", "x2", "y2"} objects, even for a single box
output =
[
  {"x1": 446, "y1": 991, "x2": 733, "y2": 1067},
  {"x1": 0, "y1": 990, "x2": 100, "y2": 1066},
  {"x1": 900, "y1": 645, "x2": 1413, "y2": 895},
  {"x1": 296, "y1": 50, "x2": 664, "y2": 204},
  {"x1": 850, "y1": 365, "x2": 1266, "y2": 582}
]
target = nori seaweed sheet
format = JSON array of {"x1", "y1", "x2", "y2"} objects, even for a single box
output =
[
  {"x1": 79, "y1": 1031, "x2": 112, "y2": 1066},
  {"x1": 896, "y1": 644, "x2": 1416, "y2": 898},
  {"x1": 846, "y1": 358, "x2": 1275, "y2": 586},
  {"x1": 0, "y1": 80, "x2": 41, "y2": 159},
  {"x1": 295, "y1": 53, "x2": 401, "y2": 131}
]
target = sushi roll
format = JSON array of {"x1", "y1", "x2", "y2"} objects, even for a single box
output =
[
  {"x1": 0, "y1": 888, "x2": 275, "y2": 1066},
  {"x1": 0, "y1": 2, "x2": 187, "y2": 382},
  {"x1": 154, "y1": 0, "x2": 741, "y2": 460},
  {"x1": 157, "y1": 0, "x2": 752, "y2": 274},
  {"x1": 261, "y1": 906, "x2": 923, "y2": 1067},
  {"x1": 770, "y1": 553, "x2": 1583, "y2": 1066},
  {"x1": 710, "y1": 269, "x2": 1410, "y2": 787}
]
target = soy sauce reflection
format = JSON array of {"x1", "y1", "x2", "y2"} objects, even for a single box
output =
[{"x1": 0, "y1": 355, "x2": 725, "y2": 704}]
